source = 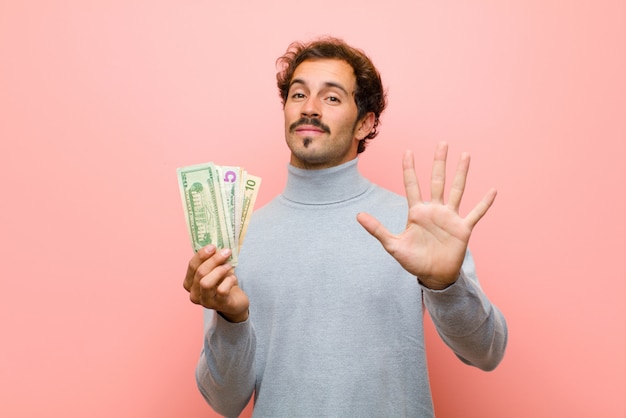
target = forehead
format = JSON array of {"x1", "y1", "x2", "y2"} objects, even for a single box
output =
[{"x1": 290, "y1": 59, "x2": 356, "y2": 91}]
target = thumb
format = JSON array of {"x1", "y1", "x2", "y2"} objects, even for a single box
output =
[{"x1": 356, "y1": 212, "x2": 393, "y2": 248}]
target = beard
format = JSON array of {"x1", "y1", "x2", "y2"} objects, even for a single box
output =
[
  {"x1": 285, "y1": 115, "x2": 361, "y2": 169},
  {"x1": 289, "y1": 117, "x2": 331, "y2": 151}
]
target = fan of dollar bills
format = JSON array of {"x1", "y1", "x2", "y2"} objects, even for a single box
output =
[{"x1": 177, "y1": 162, "x2": 261, "y2": 266}]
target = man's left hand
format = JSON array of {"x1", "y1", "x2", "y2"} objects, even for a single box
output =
[{"x1": 357, "y1": 142, "x2": 496, "y2": 290}]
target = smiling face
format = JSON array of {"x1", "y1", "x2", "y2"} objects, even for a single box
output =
[{"x1": 283, "y1": 59, "x2": 374, "y2": 169}]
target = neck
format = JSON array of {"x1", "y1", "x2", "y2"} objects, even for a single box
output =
[{"x1": 282, "y1": 159, "x2": 371, "y2": 205}]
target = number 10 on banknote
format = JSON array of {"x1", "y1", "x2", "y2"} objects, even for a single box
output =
[{"x1": 177, "y1": 162, "x2": 261, "y2": 266}]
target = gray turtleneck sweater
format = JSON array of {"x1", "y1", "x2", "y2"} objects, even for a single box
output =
[{"x1": 196, "y1": 159, "x2": 507, "y2": 418}]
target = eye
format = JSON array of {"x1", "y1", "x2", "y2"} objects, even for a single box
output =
[
  {"x1": 290, "y1": 92, "x2": 306, "y2": 100},
  {"x1": 326, "y1": 96, "x2": 341, "y2": 104}
]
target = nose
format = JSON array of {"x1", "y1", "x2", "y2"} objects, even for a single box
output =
[{"x1": 301, "y1": 97, "x2": 321, "y2": 118}]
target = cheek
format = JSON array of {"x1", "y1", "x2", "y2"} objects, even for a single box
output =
[
  {"x1": 283, "y1": 106, "x2": 299, "y2": 125},
  {"x1": 333, "y1": 117, "x2": 356, "y2": 135},
  {"x1": 283, "y1": 110, "x2": 293, "y2": 130}
]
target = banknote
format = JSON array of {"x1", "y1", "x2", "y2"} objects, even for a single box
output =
[
  {"x1": 216, "y1": 165, "x2": 241, "y2": 254},
  {"x1": 239, "y1": 172, "x2": 261, "y2": 251},
  {"x1": 177, "y1": 163, "x2": 226, "y2": 251},
  {"x1": 205, "y1": 163, "x2": 237, "y2": 265},
  {"x1": 177, "y1": 162, "x2": 261, "y2": 266}
]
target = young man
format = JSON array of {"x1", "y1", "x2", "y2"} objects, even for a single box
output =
[{"x1": 183, "y1": 37, "x2": 508, "y2": 417}]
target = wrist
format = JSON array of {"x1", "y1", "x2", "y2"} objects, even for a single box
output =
[
  {"x1": 417, "y1": 275, "x2": 457, "y2": 290},
  {"x1": 218, "y1": 309, "x2": 249, "y2": 323}
]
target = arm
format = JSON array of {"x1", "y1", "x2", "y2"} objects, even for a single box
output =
[
  {"x1": 357, "y1": 142, "x2": 507, "y2": 369},
  {"x1": 196, "y1": 310, "x2": 256, "y2": 417},
  {"x1": 184, "y1": 245, "x2": 255, "y2": 416},
  {"x1": 422, "y1": 250, "x2": 507, "y2": 370}
]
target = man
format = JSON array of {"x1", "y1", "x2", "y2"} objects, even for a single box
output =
[{"x1": 183, "y1": 37, "x2": 507, "y2": 417}]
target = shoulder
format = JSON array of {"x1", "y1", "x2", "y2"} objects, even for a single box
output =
[
  {"x1": 243, "y1": 197, "x2": 288, "y2": 234},
  {"x1": 359, "y1": 184, "x2": 407, "y2": 231},
  {"x1": 362, "y1": 183, "x2": 406, "y2": 209}
]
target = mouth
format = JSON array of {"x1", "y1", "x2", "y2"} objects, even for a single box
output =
[
  {"x1": 295, "y1": 125, "x2": 326, "y2": 135},
  {"x1": 290, "y1": 118, "x2": 331, "y2": 135}
]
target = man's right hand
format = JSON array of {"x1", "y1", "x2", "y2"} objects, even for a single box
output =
[{"x1": 183, "y1": 245, "x2": 250, "y2": 323}]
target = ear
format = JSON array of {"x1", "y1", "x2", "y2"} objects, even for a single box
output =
[{"x1": 355, "y1": 112, "x2": 375, "y2": 140}]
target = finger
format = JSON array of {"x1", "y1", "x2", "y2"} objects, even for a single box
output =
[
  {"x1": 195, "y1": 248, "x2": 232, "y2": 282},
  {"x1": 448, "y1": 152, "x2": 470, "y2": 212},
  {"x1": 430, "y1": 142, "x2": 448, "y2": 204},
  {"x1": 190, "y1": 261, "x2": 233, "y2": 305},
  {"x1": 183, "y1": 245, "x2": 216, "y2": 292},
  {"x1": 187, "y1": 248, "x2": 231, "y2": 304},
  {"x1": 199, "y1": 264, "x2": 234, "y2": 296},
  {"x1": 403, "y1": 150, "x2": 422, "y2": 207},
  {"x1": 465, "y1": 188, "x2": 497, "y2": 228},
  {"x1": 215, "y1": 274, "x2": 238, "y2": 298},
  {"x1": 357, "y1": 212, "x2": 394, "y2": 249}
]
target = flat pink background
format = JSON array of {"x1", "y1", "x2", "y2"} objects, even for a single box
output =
[{"x1": 1, "y1": 1, "x2": 624, "y2": 417}]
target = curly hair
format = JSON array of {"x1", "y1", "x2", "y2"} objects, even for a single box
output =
[{"x1": 276, "y1": 37, "x2": 387, "y2": 153}]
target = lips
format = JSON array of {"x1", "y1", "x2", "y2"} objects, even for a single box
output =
[
  {"x1": 295, "y1": 125, "x2": 326, "y2": 134},
  {"x1": 289, "y1": 118, "x2": 331, "y2": 134}
]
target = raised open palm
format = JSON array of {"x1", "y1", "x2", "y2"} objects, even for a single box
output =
[{"x1": 357, "y1": 142, "x2": 497, "y2": 290}]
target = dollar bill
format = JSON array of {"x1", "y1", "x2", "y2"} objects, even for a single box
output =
[
  {"x1": 206, "y1": 163, "x2": 238, "y2": 265},
  {"x1": 239, "y1": 172, "x2": 261, "y2": 251},
  {"x1": 177, "y1": 163, "x2": 226, "y2": 252},
  {"x1": 215, "y1": 165, "x2": 240, "y2": 264},
  {"x1": 177, "y1": 162, "x2": 261, "y2": 266}
]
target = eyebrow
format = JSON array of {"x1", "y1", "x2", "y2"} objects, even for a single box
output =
[{"x1": 289, "y1": 78, "x2": 351, "y2": 96}]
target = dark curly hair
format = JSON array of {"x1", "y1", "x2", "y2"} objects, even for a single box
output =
[{"x1": 276, "y1": 37, "x2": 387, "y2": 153}]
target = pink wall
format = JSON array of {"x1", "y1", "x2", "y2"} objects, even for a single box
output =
[{"x1": 1, "y1": 1, "x2": 624, "y2": 417}]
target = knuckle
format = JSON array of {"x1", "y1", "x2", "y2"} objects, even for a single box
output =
[
  {"x1": 189, "y1": 290, "x2": 200, "y2": 305},
  {"x1": 227, "y1": 274, "x2": 239, "y2": 287},
  {"x1": 195, "y1": 263, "x2": 212, "y2": 282},
  {"x1": 188, "y1": 256, "x2": 201, "y2": 272},
  {"x1": 215, "y1": 279, "x2": 231, "y2": 297}
]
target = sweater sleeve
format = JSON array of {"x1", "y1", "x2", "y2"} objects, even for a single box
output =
[
  {"x1": 422, "y1": 250, "x2": 508, "y2": 371},
  {"x1": 195, "y1": 309, "x2": 256, "y2": 417}
]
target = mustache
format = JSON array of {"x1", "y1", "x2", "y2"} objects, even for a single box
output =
[{"x1": 289, "y1": 117, "x2": 331, "y2": 134}]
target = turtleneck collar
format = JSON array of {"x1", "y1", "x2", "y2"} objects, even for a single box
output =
[{"x1": 281, "y1": 158, "x2": 372, "y2": 205}]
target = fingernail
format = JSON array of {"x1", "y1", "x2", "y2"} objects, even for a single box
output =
[{"x1": 220, "y1": 248, "x2": 231, "y2": 257}]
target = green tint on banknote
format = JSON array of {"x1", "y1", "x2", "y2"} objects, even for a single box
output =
[{"x1": 177, "y1": 162, "x2": 261, "y2": 266}]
